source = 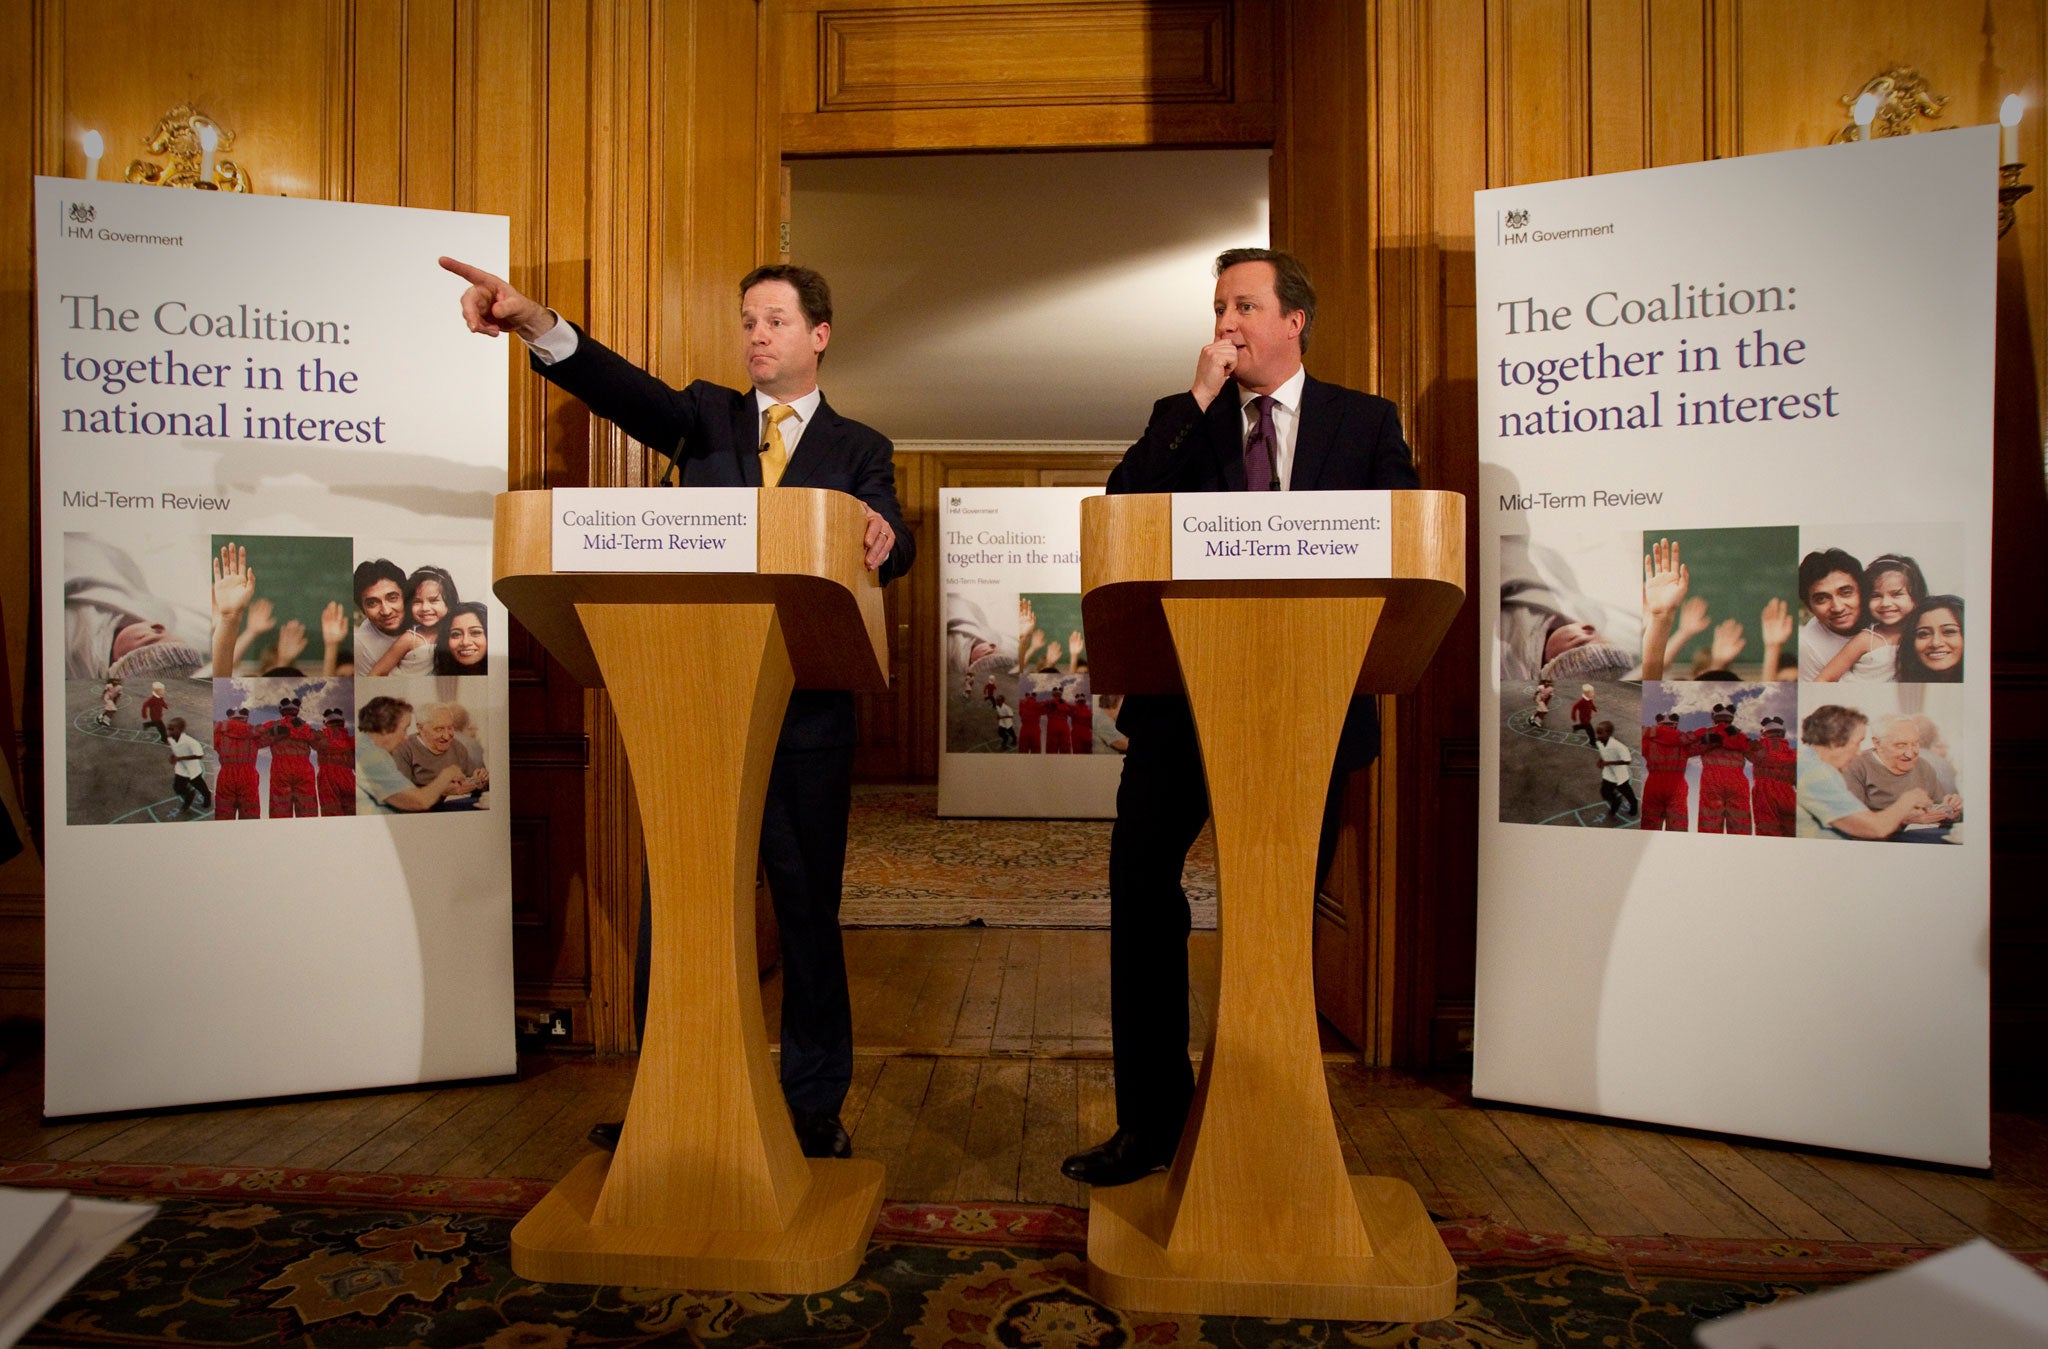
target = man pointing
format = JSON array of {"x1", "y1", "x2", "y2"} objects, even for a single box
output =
[{"x1": 442, "y1": 256, "x2": 914, "y2": 1160}]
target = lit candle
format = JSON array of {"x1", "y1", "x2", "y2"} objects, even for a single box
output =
[
  {"x1": 81, "y1": 129, "x2": 102, "y2": 182},
  {"x1": 1854, "y1": 93, "x2": 1877, "y2": 142},
  {"x1": 197, "y1": 123, "x2": 218, "y2": 185},
  {"x1": 2001, "y1": 95, "x2": 2024, "y2": 165}
]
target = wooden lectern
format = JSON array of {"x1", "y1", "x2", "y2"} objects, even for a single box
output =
[
  {"x1": 1077, "y1": 490, "x2": 1465, "y2": 1320},
  {"x1": 492, "y1": 487, "x2": 886, "y2": 1292}
]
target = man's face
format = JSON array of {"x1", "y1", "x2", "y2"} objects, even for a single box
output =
[
  {"x1": 1807, "y1": 570, "x2": 1862, "y2": 635},
  {"x1": 1212, "y1": 261, "x2": 1304, "y2": 394},
  {"x1": 1874, "y1": 724, "x2": 1921, "y2": 775},
  {"x1": 361, "y1": 579, "x2": 406, "y2": 634},
  {"x1": 741, "y1": 280, "x2": 827, "y2": 400},
  {"x1": 420, "y1": 711, "x2": 457, "y2": 754}
]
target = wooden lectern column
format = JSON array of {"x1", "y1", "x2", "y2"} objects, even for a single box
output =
[
  {"x1": 579, "y1": 602, "x2": 805, "y2": 1234},
  {"x1": 497, "y1": 487, "x2": 887, "y2": 1293},
  {"x1": 1160, "y1": 595, "x2": 1382, "y2": 1259},
  {"x1": 1078, "y1": 490, "x2": 1464, "y2": 1321}
]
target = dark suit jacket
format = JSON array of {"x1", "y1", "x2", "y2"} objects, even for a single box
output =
[
  {"x1": 535, "y1": 326, "x2": 915, "y2": 751},
  {"x1": 1106, "y1": 373, "x2": 1419, "y2": 770}
]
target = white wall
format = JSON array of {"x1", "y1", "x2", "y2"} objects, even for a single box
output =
[{"x1": 791, "y1": 149, "x2": 1270, "y2": 443}]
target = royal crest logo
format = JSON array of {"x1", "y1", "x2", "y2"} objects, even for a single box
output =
[
  {"x1": 1505, "y1": 209, "x2": 1529, "y2": 230},
  {"x1": 949, "y1": 496, "x2": 961, "y2": 508},
  {"x1": 68, "y1": 201, "x2": 95, "y2": 225}
]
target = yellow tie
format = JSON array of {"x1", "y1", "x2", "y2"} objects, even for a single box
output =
[{"x1": 760, "y1": 403, "x2": 796, "y2": 487}]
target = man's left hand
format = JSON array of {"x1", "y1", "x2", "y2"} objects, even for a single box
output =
[{"x1": 860, "y1": 505, "x2": 896, "y2": 571}]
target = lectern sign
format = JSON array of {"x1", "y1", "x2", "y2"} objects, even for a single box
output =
[
  {"x1": 551, "y1": 488, "x2": 758, "y2": 573},
  {"x1": 1170, "y1": 490, "x2": 1393, "y2": 580}
]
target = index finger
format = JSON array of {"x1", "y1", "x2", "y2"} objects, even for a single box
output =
[{"x1": 438, "y1": 256, "x2": 499, "y2": 288}]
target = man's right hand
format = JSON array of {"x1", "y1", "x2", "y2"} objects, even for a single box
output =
[
  {"x1": 439, "y1": 257, "x2": 554, "y2": 341},
  {"x1": 1191, "y1": 339, "x2": 1239, "y2": 409}
]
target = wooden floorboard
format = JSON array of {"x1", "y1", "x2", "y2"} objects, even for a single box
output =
[{"x1": 7, "y1": 926, "x2": 2046, "y2": 1251}]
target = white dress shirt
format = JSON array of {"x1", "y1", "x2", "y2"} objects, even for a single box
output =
[{"x1": 1236, "y1": 365, "x2": 1307, "y2": 490}]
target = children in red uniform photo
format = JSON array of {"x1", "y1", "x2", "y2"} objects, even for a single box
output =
[
  {"x1": 1638, "y1": 711, "x2": 1703, "y2": 831},
  {"x1": 314, "y1": 706, "x2": 357, "y2": 817},
  {"x1": 1694, "y1": 702, "x2": 1754, "y2": 835},
  {"x1": 213, "y1": 707, "x2": 262, "y2": 819},
  {"x1": 264, "y1": 696, "x2": 322, "y2": 819},
  {"x1": 1746, "y1": 715, "x2": 1798, "y2": 836}
]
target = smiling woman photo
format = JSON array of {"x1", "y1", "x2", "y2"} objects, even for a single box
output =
[
  {"x1": 1896, "y1": 594, "x2": 1964, "y2": 683},
  {"x1": 433, "y1": 601, "x2": 488, "y2": 676}
]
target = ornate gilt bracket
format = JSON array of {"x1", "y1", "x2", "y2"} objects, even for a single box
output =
[
  {"x1": 1831, "y1": 68, "x2": 1948, "y2": 143},
  {"x1": 125, "y1": 104, "x2": 251, "y2": 192}
]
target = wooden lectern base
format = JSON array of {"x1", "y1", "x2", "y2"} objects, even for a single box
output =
[
  {"x1": 510, "y1": 1153, "x2": 885, "y2": 1293},
  {"x1": 1086, "y1": 1174, "x2": 1457, "y2": 1321}
]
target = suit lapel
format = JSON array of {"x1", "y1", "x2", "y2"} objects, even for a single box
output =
[
  {"x1": 1213, "y1": 382, "x2": 1248, "y2": 492},
  {"x1": 1290, "y1": 374, "x2": 1338, "y2": 491},
  {"x1": 776, "y1": 396, "x2": 833, "y2": 489},
  {"x1": 733, "y1": 394, "x2": 764, "y2": 487}
]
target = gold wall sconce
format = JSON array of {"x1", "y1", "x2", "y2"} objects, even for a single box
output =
[
  {"x1": 1831, "y1": 70, "x2": 2028, "y2": 238},
  {"x1": 117, "y1": 105, "x2": 251, "y2": 192}
]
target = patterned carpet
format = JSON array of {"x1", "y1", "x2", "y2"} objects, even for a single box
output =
[
  {"x1": 841, "y1": 785, "x2": 1219, "y2": 929},
  {"x1": 9, "y1": 1160, "x2": 2036, "y2": 1347}
]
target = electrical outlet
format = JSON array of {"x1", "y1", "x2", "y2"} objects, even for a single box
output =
[{"x1": 547, "y1": 1008, "x2": 572, "y2": 1038}]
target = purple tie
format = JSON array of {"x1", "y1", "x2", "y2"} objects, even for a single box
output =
[{"x1": 1244, "y1": 394, "x2": 1278, "y2": 490}]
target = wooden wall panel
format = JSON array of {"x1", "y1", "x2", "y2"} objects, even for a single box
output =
[{"x1": 781, "y1": 0, "x2": 1274, "y2": 153}]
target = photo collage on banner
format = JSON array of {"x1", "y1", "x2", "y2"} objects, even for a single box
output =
[
  {"x1": 939, "y1": 487, "x2": 1123, "y2": 818},
  {"x1": 37, "y1": 178, "x2": 513, "y2": 1115},
  {"x1": 1472, "y1": 127, "x2": 1995, "y2": 1167},
  {"x1": 1497, "y1": 521, "x2": 1967, "y2": 842}
]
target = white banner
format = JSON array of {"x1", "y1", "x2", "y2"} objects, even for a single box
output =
[
  {"x1": 939, "y1": 487, "x2": 1122, "y2": 818},
  {"x1": 37, "y1": 179, "x2": 514, "y2": 1115},
  {"x1": 1473, "y1": 131, "x2": 1994, "y2": 1166}
]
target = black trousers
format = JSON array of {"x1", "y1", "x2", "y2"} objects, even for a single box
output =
[
  {"x1": 1107, "y1": 695, "x2": 1352, "y2": 1142},
  {"x1": 636, "y1": 741, "x2": 857, "y2": 1117},
  {"x1": 1601, "y1": 779, "x2": 1638, "y2": 816}
]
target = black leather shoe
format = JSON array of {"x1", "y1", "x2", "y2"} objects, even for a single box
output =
[
  {"x1": 793, "y1": 1111, "x2": 852, "y2": 1159},
  {"x1": 587, "y1": 1120, "x2": 622, "y2": 1151},
  {"x1": 1060, "y1": 1129, "x2": 1177, "y2": 1187}
]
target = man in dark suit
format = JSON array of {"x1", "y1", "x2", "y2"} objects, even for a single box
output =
[
  {"x1": 1061, "y1": 247, "x2": 1419, "y2": 1188},
  {"x1": 441, "y1": 257, "x2": 914, "y2": 1161}
]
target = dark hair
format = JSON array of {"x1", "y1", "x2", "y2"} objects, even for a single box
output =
[
  {"x1": 167, "y1": 717, "x2": 186, "y2": 736},
  {"x1": 1798, "y1": 548, "x2": 1865, "y2": 609},
  {"x1": 1216, "y1": 247, "x2": 1317, "y2": 354},
  {"x1": 406, "y1": 566, "x2": 460, "y2": 629},
  {"x1": 740, "y1": 264, "x2": 832, "y2": 328},
  {"x1": 1801, "y1": 703, "x2": 1868, "y2": 749},
  {"x1": 359, "y1": 695, "x2": 413, "y2": 735},
  {"x1": 353, "y1": 558, "x2": 405, "y2": 609},
  {"x1": 433, "y1": 601, "x2": 489, "y2": 676},
  {"x1": 1862, "y1": 553, "x2": 1928, "y2": 608},
  {"x1": 1895, "y1": 594, "x2": 1965, "y2": 683}
]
